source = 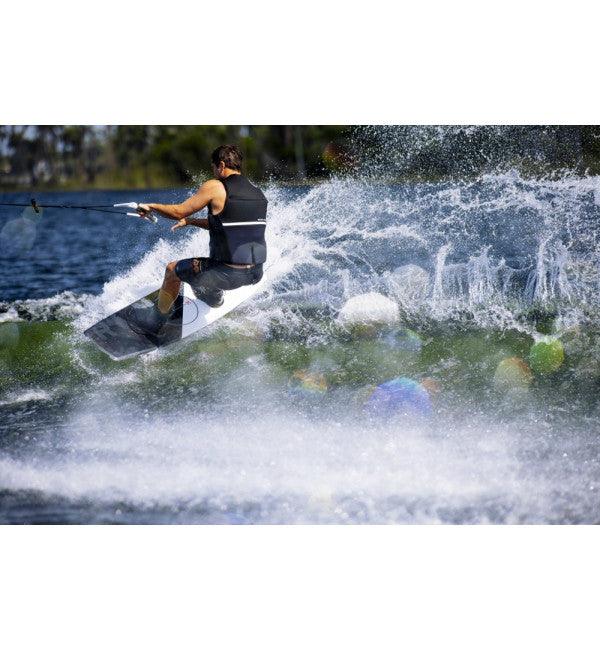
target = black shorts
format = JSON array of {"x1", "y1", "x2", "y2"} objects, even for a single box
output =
[{"x1": 174, "y1": 257, "x2": 263, "y2": 307}]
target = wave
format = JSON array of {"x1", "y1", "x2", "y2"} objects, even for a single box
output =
[
  {"x1": 0, "y1": 404, "x2": 579, "y2": 523},
  {"x1": 0, "y1": 291, "x2": 90, "y2": 322},
  {"x1": 0, "y1": 388, "x2": 53, "y2": 406},
  {"x1": 0, "y1": 171, "x2": 597, "y2": 341}
]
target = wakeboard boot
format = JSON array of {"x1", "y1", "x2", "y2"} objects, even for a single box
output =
[{"x1": 125, "y1": 301, "x2": 172, "y2": 337}]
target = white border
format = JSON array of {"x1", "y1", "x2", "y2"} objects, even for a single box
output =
[
  {"x1": 2, "y1": 1, "x2": 600, "y2": 647},
  {"x1": 3, "y1": 526, "x2": 600, "y2": 649},
  {"x1": 2, "y1": 1, "x2": 599, "y2": 124}
]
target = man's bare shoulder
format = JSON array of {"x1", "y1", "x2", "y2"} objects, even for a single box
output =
[{"x1": 200, "y1": 178, "x2": 226, "y2": 194}]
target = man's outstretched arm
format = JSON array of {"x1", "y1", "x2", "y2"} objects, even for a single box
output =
[{"x1": 139, "y1": 179, "x2": 222, "y2": 225}]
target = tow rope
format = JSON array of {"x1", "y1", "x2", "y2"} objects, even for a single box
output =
[{"x1": 0, "y1": 199, "x2": 158, "y2": 222}]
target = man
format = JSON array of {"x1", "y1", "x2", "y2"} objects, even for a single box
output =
[{"x1": 127, "y1": 144, "x2": 267, "y2": 335}]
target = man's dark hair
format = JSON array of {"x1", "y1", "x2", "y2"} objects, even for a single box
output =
[{"x1": 211, "y1": 144, "x2": 243, "y2": 171}]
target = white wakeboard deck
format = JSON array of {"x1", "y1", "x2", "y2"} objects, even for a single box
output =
[
  {"x1": 180, "y1": 279, "x2": 264, "y2": 337},
  {"x1": 84, "y1": 277, "x2": 266, "y2": 360}
]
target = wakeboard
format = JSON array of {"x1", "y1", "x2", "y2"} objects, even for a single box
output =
[{"x1": 84, "y1": 278, "x2": 266, "y2": 360}]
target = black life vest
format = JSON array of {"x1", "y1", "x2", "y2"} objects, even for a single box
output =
[{"x1": 208, "y1": 174, "x2": 268, "y2": 264}]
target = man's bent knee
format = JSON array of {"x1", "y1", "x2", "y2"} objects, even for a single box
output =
[{"x1": 165, "y1": 261, "x2": 178, "y2": 276}]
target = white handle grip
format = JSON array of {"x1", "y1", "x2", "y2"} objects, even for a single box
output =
[
  {"x1": 114, "y1": 202, "x2": 139, "y2": 209},
  {"x1": 115, "y1": 202, "x2": 157, "y2": 224},
  {"x1": 126, "y1": 211, "x2": 158, "y2": 223}
]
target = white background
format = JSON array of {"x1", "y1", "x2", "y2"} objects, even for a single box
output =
[{"x1": 2, "y1": 1, "x2": 600, "y2": 648}]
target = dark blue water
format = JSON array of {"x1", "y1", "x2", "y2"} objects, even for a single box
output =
[{"x1": 0, "y1": 189, "x2": 206, "y2": 300}]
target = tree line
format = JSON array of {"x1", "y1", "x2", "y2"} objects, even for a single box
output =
[
  {"x1": 0, "y1": 126, "x2": 348, "y2": 190},
  {"x1": 2, "y1": 125, "x2": 600, "y2": 191}
]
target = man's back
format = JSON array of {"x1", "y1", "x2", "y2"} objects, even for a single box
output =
[{"x1": 208, "y1": 174, "x2": 268, "y2": 265}]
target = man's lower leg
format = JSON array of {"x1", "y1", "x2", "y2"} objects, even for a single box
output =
[
  {"x1": 157, "y1": 266, "x2": 181, "y2": 314},
  {"x1": 157, "y1": 287, "x2": 177, "y2": 314}
]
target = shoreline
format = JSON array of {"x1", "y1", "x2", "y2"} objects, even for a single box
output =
[{"x1": 2, "y1": 167, "x2": 599, "y2": 195}]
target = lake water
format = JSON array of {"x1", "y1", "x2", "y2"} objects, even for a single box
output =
[{"x1": 1, "y1": 172, "x2": 600, "y2": 523}]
